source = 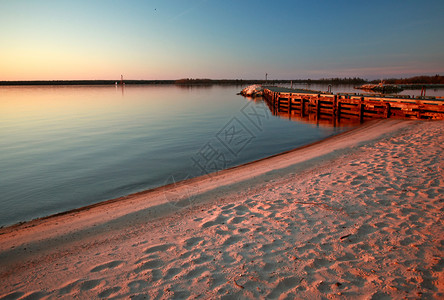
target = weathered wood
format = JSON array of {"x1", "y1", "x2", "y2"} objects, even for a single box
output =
[
  {"x1": 262, "y1": 87, "x2": 443, "y2": 122},
  {"x1": 385, "y1": 103, "x2": 391, "y2": 118},
  {"x1": 320, "y1": 108, "x2": 334, "y2": 115},
  {"x1": 301, "y1": 99, "x2": 305, "y2": 117},
  {"x1": 337, "y1": 101, "x2": 341, "y2": 120},
  {"x1": 316, "y1": 96, "x2": 321, "y2": 118},
  {"x1": 332, "y1": 95, "x2": 338, "y2": 117}
]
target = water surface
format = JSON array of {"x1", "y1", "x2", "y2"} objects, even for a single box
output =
[{"x1": 1, "y1": 84, "x2": 354, "y2": 226}]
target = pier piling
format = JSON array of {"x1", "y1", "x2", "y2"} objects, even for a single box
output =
[{"x1": 262, "y1": 87, "x2": 444, "y2": 125}]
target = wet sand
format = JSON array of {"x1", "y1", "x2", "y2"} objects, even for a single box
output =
[{"x1": 0, "y1": 119, "x2": 442, "y2": 299}]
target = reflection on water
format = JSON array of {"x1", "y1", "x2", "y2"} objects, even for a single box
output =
[
  {"x1": 269, "y1": 109, "x2": 362, "y2": 128},
  {"x1": 260, "y1": 84, "x2": 444, "y2": 127},
  {"x1": 256, "y1": 97, "x2": 361, "y2": 128},
  {"x1": 0, "y1": 84, "x2": 352, "y2": 226}
]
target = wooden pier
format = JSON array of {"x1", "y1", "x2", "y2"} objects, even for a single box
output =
[{"x1": 263, "y1": 87, "x2": 444, "y2": 126}]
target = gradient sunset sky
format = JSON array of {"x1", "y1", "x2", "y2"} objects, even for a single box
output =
[{"x1": 1, "y1": 0, "x2": 443, "y2": 81}]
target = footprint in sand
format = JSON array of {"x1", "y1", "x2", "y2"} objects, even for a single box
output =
[
  {"x1": 148, "y1": 269, "x2": 163, "y2": 282},
  {"x1": 208, "y1": 274, "x2": 227, "y2": 289},
  {"x1": 233, "y1": 205, "x2": 249, "y2": 215},
  {"x1": 311, "y1": 258, "x2": 333, "y2": 269},
  {"x1": 260, "y1": 240, "x2": 283, "y2": 253},
  {"x1": 228, "y1": 216, "x2": 245, "y2": 224},
  {"x1": 135, "y1": 254, "x2": 160, "y2": 264},
  {"x1": 183, "y1": 236, "x2": 204, "y2": 249},
  {"x1": 127, "y1": 293, "x2": 151, "y2": 300},
  {"x1": 179, "y1": 251, "x2": 193, "y2": 259},
  {"x1": 222, "y1": 252, "x2": 236, "y2": 264},
  {"x1": 58, "y1": 280, "x2": 82, "y2": 295},
  {"x1": 215, "y1": 229, "x2": 231, "y2": 236},
  {"x1": 0, "y1": 292, "x2": 25, "y2": 300},
  {"x1": 131, "y1": 240, "x2": 148, "y2": 247},
  {"x1": 266, "y1": 276, "x2": 299, "y2": 298},
  {"x1": 316, "y1": 281, "x2": 332, "y2": 293},
  {"x1": 353, "y1": 224, "x2": 377, "y2": 242},
  {"x1": 128, "y1": 280, "x2": 148, "y2": 293},
  {"x1": 182, "y1": 266, "x2": 208, "y2": 280},
  {"x1": 192, "y1": 253, "x2": 213, "y2": 265},
  {"x1": 399, "y1": 236, "x2": 419, "y2": 246},
  {"x1": 97, "y1": 287, "x2": 121, "y2": 298},
  {"x1": 200, "y1": 215, "x2": 228, "y2": 228},
  {"x1": 164, "y1": 267, "x2": 181, "y2": 280},
  {"x1": 18, "y1": 291, "x2": 48, "y2": 300},
  {"x1": 369, "y1": 291, "x2": 391, "y2": 299},
  {"x1": 80, "y1": 279, "x2": 104, "y2": 291},
  {"x1": 222, "y1": 235, "x2": 242, "y2": 246},
  {"x1": 143, "y1": 243, "x2": 174, "y2": 254},
  {"x1": 221, "y1": 204, "x2": 235, "y2": 210},
  {"x1": 350, "y1": 176, "x2": 366, "y2": 186},
  {"x1": 431, "y1": 258, "x2": 443, "y2": 272},
  {"x1": 90, "y1": 260, "x2": 124, "y2": 273},
  {"x1": 170, "y1": 290, "x2": 191, "y2": 299},
  {"x1": 236, "y1": 227, "x2": 250, "y2": 234},
  {"x1": 134, "y1": 259, "x2": 165, "y2": 273}
]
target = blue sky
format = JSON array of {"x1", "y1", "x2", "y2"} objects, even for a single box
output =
[{"x1": 1, "y1": 0, "x2": 443, "y2": 80}]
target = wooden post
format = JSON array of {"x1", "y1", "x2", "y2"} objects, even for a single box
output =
[
  {"x1": 254, "y1": 88, "x2": 442, "y2": 122},
  {"x1": 332, "y1": 95, "x2": 337, "y2": 117},
  {"x1": 359, "y1": 97, "x2": 365, "y2": 122},
  {"x1": 316, "y1": 95, "x2": 321, "y2": 119},
  {"x1": 417, "y1": 104, "x2": 423, "y2": 119},
  {"x1": 288, "y1": 95, "x2": 292, "y2": 115},
  {"x1": 301, "y1": 98, "x2": 305, "y2": 117},
  {"x1": 385, "y1": 103, "x2": 391, "y2": 118},
  {"x1": 337, "y1": 100, "x2": 341, "y2": 121}
]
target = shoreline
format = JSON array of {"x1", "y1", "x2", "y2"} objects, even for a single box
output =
[
  {"x1": 0, "y1": 119, "x2": 356, "y2": 230},
  {"x1": 1, "y1": 119, "x2": 442, "y2": 298},
  {"x1": 0, "y1": 119, "x2": 409, "y2": 237}
]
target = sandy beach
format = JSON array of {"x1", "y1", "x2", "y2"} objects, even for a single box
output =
[{"x1": 0, "y1": 119, "x2": 442, "y2": 299}]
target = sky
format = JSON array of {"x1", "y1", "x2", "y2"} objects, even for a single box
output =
[{"x1": 1, "y1": 0, "x2": 443, "y2": 81}]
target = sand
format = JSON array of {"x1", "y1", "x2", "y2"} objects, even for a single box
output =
[{"x1": 0, "y1": 119, "x2": 442, "y2": 299}]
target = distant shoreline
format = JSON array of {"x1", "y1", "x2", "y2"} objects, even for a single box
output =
[
  {"x1": 0, "y1": 79, "x2": 282, "y2": 86},
  {"x1": 0, "y1": 80, "x2": 175, "y2": 86},
  {"x1": 1, "y1": 79, "x2": 443, "y2": 89},
  {"x1": 0, "y1": 78, "x2": 365, "y2": 86}
]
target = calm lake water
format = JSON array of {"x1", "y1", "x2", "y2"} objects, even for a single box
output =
[{"x1": 2, "y1": 83, "x2": 437, "y2": 227}]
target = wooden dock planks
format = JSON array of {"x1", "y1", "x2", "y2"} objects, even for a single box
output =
[{"x1": 263, "y1": 87, "x2": 444, "y2": 124}]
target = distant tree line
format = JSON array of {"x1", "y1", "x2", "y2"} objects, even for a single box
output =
[
  {"x1": 174, "y1": 77, "x2": 368, "y2": 85},
  {"x1": 174, "y1": 78, "x2": 291, "y2": 85},
  {"x1": 291, "y1": 77, "x2": 367, "y2": 84},
  {"x1": 370, "y1": 75, "x2": 444, "y2": 84},
  {"x1": 0, "y1": 80, "x2": 175, "y2": 86},
  {"x1": 1, "y1": 75, "x2": 441, "y2": 86}
]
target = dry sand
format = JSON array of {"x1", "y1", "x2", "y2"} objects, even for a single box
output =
[{"x1": 0, "y1": 119, "x2": 442, "y2": 299}]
